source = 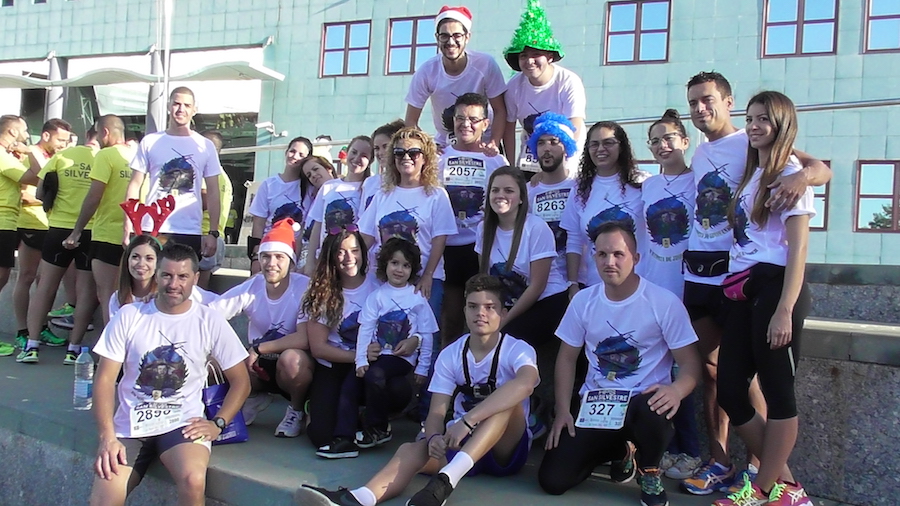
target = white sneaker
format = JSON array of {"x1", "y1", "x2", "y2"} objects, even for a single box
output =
[
  {"x1": 275, "y1": 406, "x2": 303, "y2": 438},
  {"x1": 665, "y1": 453, "x2": 702, "y2": 480},
  {"x1": 659, "y1": 451, "x2": 678, "y2": 474},
  {"x1": 241, "y1": 393, "x2": 273, "y2": 426}
]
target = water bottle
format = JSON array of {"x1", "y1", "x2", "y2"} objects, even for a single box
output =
[{"x1": 73, "y1": 346, "x2": 94, "y2": 411}]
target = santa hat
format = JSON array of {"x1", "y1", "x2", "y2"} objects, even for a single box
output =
[
  {"x1": 259, "y1": 218, "x2": 300, "y2": 262},
  {"x1": 436, "y1": 6, "x2": 473, "y2": 32},
  {"x1": 527, "y1": 112, "x2": 578, "y2": 158}
]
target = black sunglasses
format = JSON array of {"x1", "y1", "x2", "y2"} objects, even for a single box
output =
[{"x1": 393, "y1": 148, "x2": 424, "y2": 160}]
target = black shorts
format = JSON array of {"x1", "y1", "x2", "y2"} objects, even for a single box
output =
[
  {"x1": 443, "y1": 243, "x2": 479, "y2": 288},
  {"x1": 0, "y1": 230, "x2": 16, "y2": 268},
  {"x1": 158, "y1": 233, "x2": 202, "y2": 259},
  {"x1": 90, "y1": 241, "x2": 125, "y2": 267},
  {"x1": 683, "y1": 280, "x2": 729, "y2": 326},
  {"x1": 254, "y1": 356, "x2": 290, "y2": 400},
  {"x1": 17, "y1": 228, "x2": 46, "y2": 250},
  {"x1": 42, "y1": 227, "x2": 92, "y2": 270},
  {"x1": 120, "y1": 426, "x2": 210, "y2": 480}
]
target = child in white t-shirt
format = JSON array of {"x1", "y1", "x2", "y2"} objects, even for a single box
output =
[{"x1": 354, "y1": 238, "x2": 438, "y2": 448}]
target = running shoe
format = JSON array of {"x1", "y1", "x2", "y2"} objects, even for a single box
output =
[
  {"x1": 356, "y1": 424, "x2": 392, "y2": 449},
  {"x1": 767, "y1": 481, "x2": 814, "y2": 506},
  {"x1": 275, "y1": 406, "x2": 304, "y2": 438},
  {"x1": 241, "y1": 393, "x2": 273, "y2": 426},
  {"x1": 665, "y1": 453, "x2": 702, "y2": 480},
  {"x1": 40, "y1": 327, "x2": 67, "y2": 347},
  {"x1": 726, "y1": 469, "x2": 758, "y2": 495},
  {"x1": 51, "y1": 315, "x2": 95, "y2": 331},
  {"x1": 316, "y1": 437, "x2": 359, "y2": 459},
  {"x1": 47, "y1": 303, "x2": 75, "y2": 318},
  {"x1": 658, "y1": 452, "x2": 677, "y2": 475},
  {"x1": 407, "y1": 472, "x2": 454, "y2": 506},
  {"x1": 16, "y1": 347, "x2": 39, "y2": 364},
  {"x1": 14, "y1": 330, "x2": 27, "y2": 350},
  {"x1": 610, "y1": 441, "x2": 637, "y2": 483},
  {"x1": 711, "y1": 479, "x2": 767, "y2": 506},
  {"x1": 681, "y1": 459, "x2": 735, "y2": 495},
  {"x1": 63, "y1": 350, "x2": 79, "y2": 365},
  {"x1": 0, "y1": 342, "x2": 14, "y2": 357},
  {"x1": 299, "y1": 485, "x2": 363, "y2": 506},
  {"x1": 528, "y1": 412, "x2": 547, "y2": 440},
  {"x1": 637, "y1": 467, "x2": 669, "y2": 506}
]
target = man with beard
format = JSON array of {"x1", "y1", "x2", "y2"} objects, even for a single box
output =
[
  {"x1": 404, "y1": 5, "x2": 507, "y2": 151},
  {"x1": 526, "y1": 112, "x2": 578, "y2": 296},
  {"x1": 438, "y1": 93, "x2": 508, "y2": 343},
  {"x1": 125, "y1": 87, "x2": 222, "y2": 259},
  {"x1": 210, "y1": 218, "x2": 314, "y2": 438},
  {"x1": 90, "y1": 242, "x2": 249, "y2": 506}
]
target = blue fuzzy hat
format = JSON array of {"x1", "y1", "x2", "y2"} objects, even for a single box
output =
[{"x1": 527, "y1": 112, "x2": 577, "y2": 158}]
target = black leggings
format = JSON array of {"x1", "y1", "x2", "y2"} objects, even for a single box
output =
[
  {"x1": 717, "y1": 264, "x2": 811, "y2": 425},
  {"x1": 503, "y1": 291, "x2": 569, "y2": 348},
  {"x1": 307, "y1": 362, "x2": 356, "y2": 448},
  {"x1": 363, "y1": 354, "x2": 413, "y2": 429},
  {"x1": 538, "y1": 392, "x2": 674, "y2": 495}
]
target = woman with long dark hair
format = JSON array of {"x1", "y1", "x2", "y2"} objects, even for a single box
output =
[{"x1": 108, "y1": 234, "x2": 162, "y2": 318}]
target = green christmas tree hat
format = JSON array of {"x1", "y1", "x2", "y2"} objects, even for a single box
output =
[{"x1": 503, "y1": 0, "x2": 565, "y2": 71}]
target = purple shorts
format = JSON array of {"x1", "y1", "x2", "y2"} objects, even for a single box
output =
[{"x1": 446, "y1": 428, "x2": 530, "y2": 477}]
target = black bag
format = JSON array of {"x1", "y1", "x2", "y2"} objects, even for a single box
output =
[{"x1": 682, "y1": 250, "x2": 729, "y2": 278}]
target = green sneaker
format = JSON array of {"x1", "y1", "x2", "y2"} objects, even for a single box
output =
[
  {"x1": 15, "y1": 330, "x2": 27, "y2": 350},
  {"x1": 16, "y1": 347, "x2": 39, "y2": 363},
  {"x1": 47, "y1": 303, "x2": 75, "y2": 318},
  {"x1": 40, "y1": 327, "x2": 67, "y2": 347},
  {"x1": 63, "y1": 350, "x2": 78, "y2": 365},
  {"x1": 0, "y1": 342, "x2": 14, "y2": 356}
]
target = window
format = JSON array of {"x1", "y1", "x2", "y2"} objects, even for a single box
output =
[
  {"x1": 605, "y1": 0, "x2": 670, "y2": 64},
  {"x1": 810, "y1": 159, "x2": 830, "y2": 230},
  {"x1": 637, "y1": 161, "x2": 662, "y2": 175},
  {"x1": 321, "y1": 21, "x2": 371, "y2": 77},
  {"x1": 865, "y1": 0, "x2": 900, "y2": 53},
  {"x1": 856, "y1": 161, "x2": 900, "y2": 232},
  {"x1": 387, "y1": 17, "x2": 437, "y2": 75},
  {"x1": 763, "y1": 0, "x2": 838, "y2": 57},
  {"x1": 1, "y1": 0, "x2": 14, "y2": 6}
]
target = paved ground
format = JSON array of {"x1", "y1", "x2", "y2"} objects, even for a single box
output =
[{"x1": 0, "y1": 329, "x2": 852, "y2": 506}]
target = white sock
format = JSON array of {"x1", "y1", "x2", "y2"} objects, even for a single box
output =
[
  {"x1": 748, "y1": 463, "x2": 759, "y2": 474},
  {"x1": 350, "y1": 486, "x2": 377, "y2": 506},
  {"x1": 439, "y1": 451, "x2": 475, "y2": 488},
  {"x1": 68, "y1": 344, "x2": 81, "y2": 352},
  {"x1": 27, "y1": 339, "x2": 40, "y2": 349}
]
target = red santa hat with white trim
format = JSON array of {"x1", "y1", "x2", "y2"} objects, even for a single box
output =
[
  {"x1": 436, "y1": 5, "x2": 473, "y2": 32},
  {"x1": 259, "y1": 218, "x2": 300, "y2": 263}
]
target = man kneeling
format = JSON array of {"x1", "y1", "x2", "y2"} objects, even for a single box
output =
[
  {"x1": 90, "y1": 243, "x2": 250, "y2": 506},
  {"x1": 301, "y1": 274, "x2": 539, "y2": 506},
  {"x1": 539, "y1": 222, "x2": 701, "y2": 506}
]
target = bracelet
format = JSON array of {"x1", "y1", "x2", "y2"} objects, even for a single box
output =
[
  {"x1": 252, "y1": 344, "x2": 261, "y2": 355},
  {"x1": 462, "y1": 416, "x2": 477, "y2": 434},
  {"x1": 411, "y1": 333, "x2": 422, "y2": 352}
]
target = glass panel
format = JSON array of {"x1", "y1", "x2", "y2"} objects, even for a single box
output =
[
  {"x1": 607, "y1": 33, "x2": 636, "y2": 62},
  {"x1": 765, "y1": 25, "x2": 797, "y2": 55},
  {"x1": 639, "y1": 32, "x2": 668, "y2": 60},
  {"x1": 417, "y1": 18, "x2": 435, "y2": 43},
  {"x1": 868, "y1": 18, "x2": 900, "y2": 50},
  {"x1": 322, "y1": 51, "x2": 344, "y2": 76},
  {"x1": 349, "y1": 23, "x2": 370, "y2": 49},
  {"x1": 801, "y1": 21, "x2": 834, "y2": 52},
  {"x1": 638, "y1": 162, "x2": 662, "y2": 175},
  {"x1": 415, "y1": 46, "x2": 437, "y2": 70},
  {"x1": 810, "y1": 196, "x2": 826, "y2": 228},
  {"x1": 768, "y1": 0, "x2": 799, "y2": 22},
  {"x1": 804, "y1": 0, "x2": 835, "y2": 21},
  {"x1": 871, "y1": 0, "x2": 900, "y2": 17},
  {"x1": 858, "y1": 198, "x2": 894, "y2": 229},
  {"x1": 860, "y1": 163, "x2": 895, "y2": 194},
  {"x1": 391, "y1": 20, "x2": 413, "y2": 46},
  {"x1": 324, "y1": 25, "x2": 346, "y2": 50},
  {"x1": 609, "y1": 3, "x2": 637, "y2": 32},
  {"x1": 389, "y1": 48, "x2": 412, "y2": 73},
  {"x1": 347, "y1": 49, "x2": 369, "y2": 75},
  {"x1": 641, "y1": 1, "x2": 669, "y2": 30}
]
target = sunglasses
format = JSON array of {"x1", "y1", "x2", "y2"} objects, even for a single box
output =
[
  {"x1": 393, "y1": 148, "x2": 424, "y2": 160},
  {"x1": 327, "y1": 224, "x2": 359, "y2": 236}
]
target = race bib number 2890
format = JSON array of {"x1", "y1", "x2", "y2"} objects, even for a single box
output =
[
  {"x1": 575, "y1": 389, "x2": 633, "y2": 430},
  {"x1": 130, "y1": 401, "x2": 182, "y2": 437}
]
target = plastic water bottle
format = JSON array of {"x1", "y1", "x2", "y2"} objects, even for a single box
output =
[{"x1": 73, "y1": 347, "x2": 94, "y2": 411}]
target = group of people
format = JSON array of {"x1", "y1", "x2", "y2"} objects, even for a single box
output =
[{"x1": 0, "y1": 3, "x2": 830, "y2": 506}]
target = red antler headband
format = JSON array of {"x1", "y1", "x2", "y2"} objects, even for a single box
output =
[{"x1": 120, "y1": 195, "x2": 176, "y2": 237}]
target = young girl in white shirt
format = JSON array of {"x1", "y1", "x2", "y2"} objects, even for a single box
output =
[
  {"x1": 354, "y1": 238, "x2": 438, "y2": 448},
  {"x1": 715, "y1": 91, "x2": 814, "y2": 506}
]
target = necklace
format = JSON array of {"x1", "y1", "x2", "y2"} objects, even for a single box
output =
[{"x1": 662, "y1": 165, "x2": 689, "y2": 185}]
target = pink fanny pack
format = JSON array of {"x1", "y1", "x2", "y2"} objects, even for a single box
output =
[{"x1": 722, "y1": 269, "x2": 752, "y2": 301}]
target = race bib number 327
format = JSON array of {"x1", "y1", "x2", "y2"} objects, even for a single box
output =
[{"x1": 575, "y1": 389, "x2": 633, "y2": 430}]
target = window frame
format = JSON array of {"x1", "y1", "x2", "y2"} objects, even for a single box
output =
[
  {"x1": 385, "y1": 16, "x2": 438, "y2": 76},
  {"x1": 864, "y1": 0, "x2": 900, "y2": 54},
  {"x1": 811, "y1": 177, "x2": 830, "y2": 232},
  {"x1": 855, "y1": 160, "x2": 900, "y2": 233},
  {"x1": 320, "y1": 20, "x2": 372, "y2": 78},
  {"x1": 761, "y1": 0, "x2": 839, "y2": 58},
  {"x1": 604, "y1": 0, "x2": 672, "y2": 65}
]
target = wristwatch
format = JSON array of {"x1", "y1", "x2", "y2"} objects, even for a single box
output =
[
  {"x1": 213, "y1": 416, "x2": 227, "y2": 431},
  {"x1": 209, "y1": 230, "x2": 220, "y2": 238}
]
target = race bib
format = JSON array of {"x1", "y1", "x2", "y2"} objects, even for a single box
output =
[
  {"x1": 444, "y1": 157, "x2": 486, "y2": 187},
  {"x1": 518, "y1": 147, "x2": 539, "y2": 173},
  {"x1": 575, "y1": 389, "x2": 634, "y2": 430},
  {"x1": 130, "y1": 401, "x2": 183, "y2": 437},
  {"x1": 533, "y1": 188, "x2": 570, "y2": 222}
]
